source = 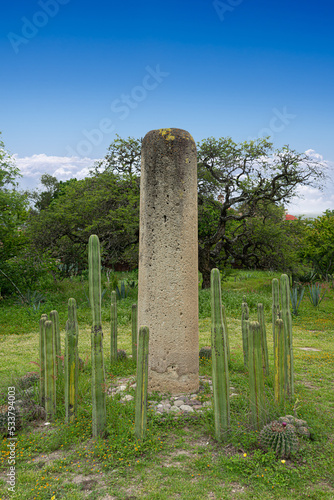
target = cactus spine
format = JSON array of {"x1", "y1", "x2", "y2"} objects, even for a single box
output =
[
  {"x1": 259, "y1": 421, "x2": 299, "y2": 458},
  {"x1": 134, "y1": 326, "x2": 149, "y2": 441},
  {"x1": 88, "y1": 234, "x2": 107, "y2": 437},
  {"x1": 50, "y1": 310, "x2": 61, "y2": 377},
  {"x1": 65, "y1": 298, "x2": 79, "y2": 423},
  {"x1": 39, "y1": 314, "x2": 48, "y2": 406},
  {"x1": 44, "y1": 320, "x2": 56, "y2": 420},
  {"x1": 110, "y1": 291, "x2": 117, "y2": 363},
  {"x1": 211, "y1": 268, "x2": 230, "y2": 441},
  {"x1": 274, "y1": 318, "x2": 285, "y2": 407},
  {"x1": 248, "y1": 321, "x2": 265, "y2": 430},
  {"x1": 222, "y1": 304, "x2": 230, "y2": 363},
  {"x1": 272, "y1": 278, "x2": 280, "y2": 355},
  {"x1": 241, "y1": 300, "x2": 249, "y2": 368},
  {"x1": 281, "y1": 274, "x2": 294, "y2": 399},
  {"x1": 257, "y1": 303, "x2": 269, "y2": 376},
  {"x1": 131, "y1": 303, "x2": 138, "y2": 363}
]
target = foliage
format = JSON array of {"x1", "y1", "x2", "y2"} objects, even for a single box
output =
[
  {"x1": 27, "y1": 168, "x2": 140, "y2": 272},
  {"x1": 197, "y1": 136, "x2": 326, "y2": 287},
  {"x1": 307, "y1": 282, "x2": 327, "y2": 308},
  {"x1": 290, "y1": 284, "x2": 305, "y2": 315},
  {"x1": 302, "y1": 210, "x2": 334, "y2": 278},
  {"x1": 0, "y1": 133, "x2": 51, "y2": 296}
]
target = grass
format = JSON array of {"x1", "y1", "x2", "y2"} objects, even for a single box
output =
[{"x1": 0, "y1": 269, "x2": 334, "y2": 499}]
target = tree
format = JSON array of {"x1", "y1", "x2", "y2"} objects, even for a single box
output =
[
  {"x1": 0, "y1": 132, "x2": 35, "y2": 295},
  {"x1": 0, "y1": 132, "x2": 29, "y2": 262},
  {"x1": 29, "y1": 174, "x2": 78, "y2": 211},
  {"x1": 27, "y1": 169, "x2": 140, "y2": 271},
  {"x1": 93, "y1": 134, "x2": 141, "y2": 179},
  {"x1": 197, "y1": 137, "x2": 326, "y2": 287},
  {"x1": 302, "y1": 210, "x2": 334, "y2": 278}
]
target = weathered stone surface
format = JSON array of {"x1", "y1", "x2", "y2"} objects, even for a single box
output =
[{"x1": 138, "y1": 128, "x2": 199, "y2": 394}]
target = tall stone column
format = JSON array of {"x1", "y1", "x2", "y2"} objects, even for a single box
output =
[{"x1": 138, "y1": 128, "x2": 199, "y2": 394}]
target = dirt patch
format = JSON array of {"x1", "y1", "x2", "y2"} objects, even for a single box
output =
[
  {"x1": 30, "y1": 449, "x2": 64, "y2": 464},
  {"x1": 301, "y1": 381, "x2": 320, "y2": 390},
  {"x1": 298, "y1": 347, "x2": 321, "y2": 352}
]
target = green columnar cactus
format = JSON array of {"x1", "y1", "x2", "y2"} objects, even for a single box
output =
[
  {"x1": 110, "y1": 291, "x2": 117, "y2": 363},
  {"x1": 274, "y1": 318, "x2": 285, "y2": 407},
  {"x1": 134, "y1": 326, "x2": 149, "y2": 441},
  {"x1": 259, "y1": 421, "x2": 299, "y2": 458},
  {"x1": 241, "y1": 300, "x2": 250, "y2": 368},
  {"x1": 280, "y1": 274, "x2": 294, "y2": 399},
  {"x1": 88, "y1": 234, "x2": 107, "y2": 438},
  {"x1": 222, "y1": 304, "x2": 230, "y2": 363},
  {"x1": 50, "y1": 310, "x2": 61, "y2": 377},
  {"x1": 65, "y1": 298, "x2": 79, "y2": 423},
  {"x1": 44, "y1": 320, "x2": 56, "y2": 420},
  {"x1": 272, "y1": 278, "x2": 280, "y2": 355},
  {"x1": 257, "y1": 303, "x2": 269, "y2": 376},
  {"x1": 131, "y1": 303, "x2": 138, "y2": 363},
  {"x1": 39, "y1": 314, "x2": 48, "y2": 406},
  {"x1": 211, "y1": 268, "x2": 230, "y2": 441},
  {"x1": 248, "y1": 321, "x2": 265, "y2": 430}
]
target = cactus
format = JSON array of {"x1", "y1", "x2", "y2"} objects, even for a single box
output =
[
  {"x1": 199, "y1": 346, "x2": 212, "y2": 359},
  {"x1": 248, "y1": 321, "x2": 265, "y2": 430},
  {"x1": 257, "y1": 303, "x2": 269, "y2": 376},
  {"x1": 274, "y1": 318, "x2": 285, "y2": 407},
  {"x1": 272, "y1": 278, "x2": 280, "y2": 356},
  {"x1": 134, "y1": 326, "x2": 149, "y2": 441},
  {"x1": 280, "y1": 274, "x2": 294, "y2": 399},
  {"x1": 39, "y1": 314, "x2": 48, "y2": 406},
  {"x1": 44, "y1": 320, "x2": 56, "y2": 420},
  {"x1": 259, "y1": 420, "x2": 299, "y2": 458},
  {"x1": 131, "y1": 303, "x2": 138, "y2": 363},
  {"x1": 222, "y1": 304, "x2": 230, "y2": 363},
  {"x1": 211, "y1": 268, "x2": 230, "y2": 441},
  {"x1": 50, "y1": 310, "x2": 62, "y2": 377},
  {"x1": 278, "y1": 415, "x2": 312, "y2": 439},
  {"x1": 241, "y1": 300, "x2": 249, "y2": 368},
  {"x1": 65, "y1": 298, "x2": 79, "y2": 423},
  {"x1": 89, "y1": 234, "x2": 107, "y2": 438},
  {"x1": 110, "y1": 291, "x2": 117, "y2": 363}
]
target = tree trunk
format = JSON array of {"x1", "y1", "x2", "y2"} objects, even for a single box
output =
[{"x1": 199, "y1": 245, "x2": 214, "y2": 289}]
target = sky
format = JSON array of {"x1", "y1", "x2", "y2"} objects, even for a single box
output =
[{"x1": 1, "y1": 0, "x2": 334, "y2": 217}]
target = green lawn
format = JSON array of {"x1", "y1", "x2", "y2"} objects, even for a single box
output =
[{"x1": 0, "y1": 270, "x2": 333, "y2": 499}]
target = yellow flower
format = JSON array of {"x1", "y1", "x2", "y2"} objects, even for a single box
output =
[
  {"x1": 281, "y1": 460, "x2": 286, "y2": 464},
  {"x1": 243, "y1": 453, "x2": 247, "y2": 457}
]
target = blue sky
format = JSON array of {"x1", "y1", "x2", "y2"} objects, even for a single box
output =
[{"x1": 1, "y1": 0, "x2": 334, "y2": 215}]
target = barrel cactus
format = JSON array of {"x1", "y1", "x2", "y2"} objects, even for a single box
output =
[
  {"x1": 279, "y1": 415, "x2": 312, "y2": 439},
  {"x1": 199, "y1": 346, "x2": 212, "y2": 359},
  {"x1": 259, "y1": 420, "x2": 299, "y2": 458}
]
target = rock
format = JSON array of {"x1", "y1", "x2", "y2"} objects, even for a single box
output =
[{"x1": 180, "y1": 405, "x2": 194, "y2": 412}]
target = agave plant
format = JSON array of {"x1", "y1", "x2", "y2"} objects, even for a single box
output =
[
  {"x1": 290, "y1": 284, "x2": 305, "y2": 315},
  {"x1": 308, "y1": 282, "x2": 327, "y2": 308}
]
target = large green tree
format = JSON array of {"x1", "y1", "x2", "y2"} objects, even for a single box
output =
[
  {"x1": 197, "y1": 137, "x2": 325, "y2": 287},
  {"x1": 28, "y1": 169, "x2": 140, "y2": 271},
  {"x1": 302, "y1": 210, "x2": 334, "y2": 278},
  {"x1": 0, "y1": 133, "x2": 35, "y2": 295},
  {"x1": 0, "y1": 133, "x2": 29, "y2": 263}
]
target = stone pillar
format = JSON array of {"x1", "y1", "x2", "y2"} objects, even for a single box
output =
[{"x1": 138, "y1": 128, "x2": 199, "y2": 394}]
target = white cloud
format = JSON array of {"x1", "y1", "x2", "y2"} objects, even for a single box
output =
[
  {"x1": 14, "y1": 154, "x2": 100, "y2": 190},
  {"x1": 14, "y1": 151, "x2": 334, "y2": 218}
]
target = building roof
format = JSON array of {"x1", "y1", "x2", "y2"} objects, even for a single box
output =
[{"x1": 285, "y1": 213, "x2": 297, "y2": 221}]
